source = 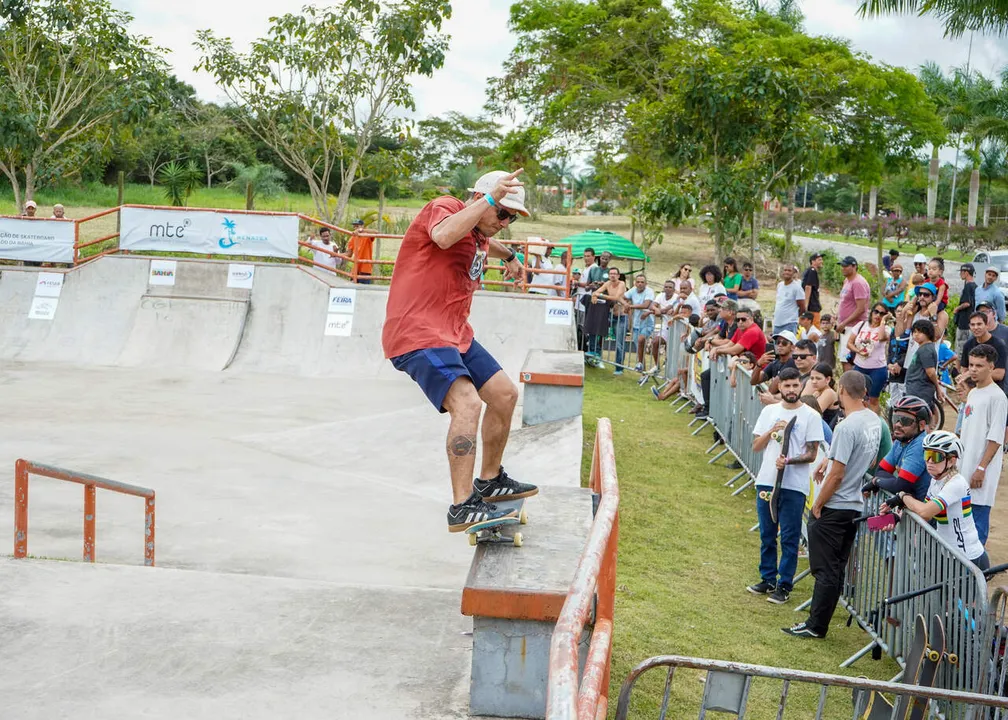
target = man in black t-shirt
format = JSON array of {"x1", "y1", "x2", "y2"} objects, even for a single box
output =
[
  {"x1": 802, "y1": 253, "x2": 823, "y2": 326},
  {"x1": 977, "y1": 301, "x2": 1008, "y2": 348},
  {"x1": 953, "y1": 263, "x2": 977, "y2": 357},
  {"x1": 959, "y1": 310, "x2": 1008, "y2": 396}
]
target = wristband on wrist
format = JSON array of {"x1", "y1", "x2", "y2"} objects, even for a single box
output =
[
  {"x1": 504, "y1": 250, "x2": 516, "y2": 263},
  {"x1": 978, "y1": 465, "x2": 986, "y2": 472},
  {"x1": 485, "y1": 194, "x2": 497, "y2": 207}
]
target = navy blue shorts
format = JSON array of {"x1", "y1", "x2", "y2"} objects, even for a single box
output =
[{"x1": 391, "y1": 339, "x2": 503, "y2": 413}]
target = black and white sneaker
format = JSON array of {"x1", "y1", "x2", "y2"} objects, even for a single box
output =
[
  {"x1": 447, "y1": 491, "x2": 517, "y2": 533},
  {"x1": 781, "y1": 621, "x2": 822, "y2": 639},
  {"x1": 767, "y1": 587, "x2": 790, "y2": 604},
  {"x1": 747, "y1": 580, "x2": 776, "y2": 595},
  {"x1": 474, "y1": 466, "x2": 539, "y2": 502}
]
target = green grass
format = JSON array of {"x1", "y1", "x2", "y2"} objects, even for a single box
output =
[
  {"x1": 580, "y1": 371, "x2": 898, "y2": 718},
  {"x1": 780, "y1": 230, "x2": 973, "y2": 263}
]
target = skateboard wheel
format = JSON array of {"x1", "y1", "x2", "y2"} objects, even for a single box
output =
[
  {"x1": 926, "y1": 649, "x2": 940, "y2": 662},
  {"x1": 468, "y1": 533, "x2": 477, "y2": 546},
  {"x1": 519, "y1": 510, "x2": 528, "y2": 525},
  {"x1": 513, "y1": 532, "x2": 523, "y2": 547},
  {"x1": 947, "y1": 653, "x2": 959, "y2": 665}
]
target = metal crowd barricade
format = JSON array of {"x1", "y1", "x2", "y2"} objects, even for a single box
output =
[
  {"x1": 693, "y1": 357, "x2": 1004, "y2": 712},
  {"x1": 613, "y1": 655, "x2": 1008, "y2": 719}
]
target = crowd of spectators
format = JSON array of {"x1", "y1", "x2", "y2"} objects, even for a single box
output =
[{"x1": 574, "y1": 246, "x2": 1008, "y2": 640}]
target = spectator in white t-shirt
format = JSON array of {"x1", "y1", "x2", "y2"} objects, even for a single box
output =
[
  {"x1": 958, "y1": 343, "x2": 1008, "y2": 546},
  {"x1": 311, "y1": 228, "x2": 344, "y2": 272},
  {"x1": 773, "y1": 264, "x2": 806, "y2": 336},
  {"x1": 697, "y1": 264, "x2": 727, "y2": 304}
]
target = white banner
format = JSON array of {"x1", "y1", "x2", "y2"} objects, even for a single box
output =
[
  {"x1": 119, "y1": 207, "x2": 299, "y2": 259},
  {"x1": 544, "y1": 299, "x2": 573, "y2": 325},
  {"x1": 227, "y1": 264, "x2": 255, "y2": 289},
  {"x1": 28, "y1": 296, "x2": 59, "y2": 320},
  {"x1": 35, "y1": 272, "x2": 64, "y2": 298},
  {"x1": 0, "y1": 217, "x2": 74, "y2": 263},
  {"x1": 324, "y1": 314, "x2": 353, "y2": 337},
  {"x1": 327, "y1": 288, "x2": 357, "y2": 315},
  {"x1": 149, "y1": 259, "x2": 177, "y2": 286}
]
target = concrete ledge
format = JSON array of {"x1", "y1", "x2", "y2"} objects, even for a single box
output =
[
  {"x1": 520, "y1": 350, "x2": 584, "y2": 427},
  {"x1": 462, "y1": 485, "x2": 593, "y2": 718}
]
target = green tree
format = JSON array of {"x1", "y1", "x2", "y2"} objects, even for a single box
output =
[
  {"x1": 0, "y1": 0, "x2": 167, "y2": 209},
  {"x1": 158, "y1": 160, "x2": 202, "y2": 207},
  {"x1": 859, "y1": 0, "x2": 1008, "y2": 38},
  {"x1": 227, "y1": 162, "x2": 286, "y2": 209},
  {"x1": 195, "y1": 0, "x2": 450, "y2": 223},
  {"x1": 359, "y1": 138, "x2": 417, "y2": 229},
  {"x1": 415, "y1": 112, "x2": 502, "y2": 179}
]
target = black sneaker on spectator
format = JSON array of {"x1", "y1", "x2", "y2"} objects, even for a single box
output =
[
  {"x1": 447, "y1": 491, "x2": 517, "y2": 533},
  {"x1": 781, "y1": 621, "x2": 822, "y2": 639},
  {"x1": 474, "y1": 466, "x2": 539, "y2": 502},
  {"x1": 767, "y1": 587, "x2": 790, "y2": 604},
  {"x1": 695, "y1": 408, "x2": 708, "y2": 419},
  {"x1": 747, "y1": 580, "x2": 776, "y2": 595}
]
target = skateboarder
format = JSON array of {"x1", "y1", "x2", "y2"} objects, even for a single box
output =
[
  {"x1": 882, "y1": 431, "x2": 990, "y2": 571},
  {"x1": 748, "y1": 367, "x2": 825, "y2": 604},
  {"x1": 382, "y1": 169, "x2": 539, "y2": 532}
]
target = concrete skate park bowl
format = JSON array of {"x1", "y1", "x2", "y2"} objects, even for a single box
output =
[{"x1": 0, "y1": 246, "x2": 619, "y2": 719}]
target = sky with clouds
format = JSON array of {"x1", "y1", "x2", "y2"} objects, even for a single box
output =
[{"x1": 115, "y1": 0, "x2": 1007, "y2": 138}]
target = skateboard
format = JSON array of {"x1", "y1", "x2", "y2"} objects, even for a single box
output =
[
  {"x1": 907, "y1": 614, "x2": 949, "y2": 720},
  {"x1": 769, "y1": 416, "x2": 798, "y2": 524},
  {"x1": 466, "y1": 497, "x2": 528, "y2": 547},
  {"x1": 858, "y1": 614, "x2": 928, "y2": 719}
]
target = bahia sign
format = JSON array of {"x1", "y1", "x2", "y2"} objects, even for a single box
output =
[{"x1": 120, "y1": 207, "x2": 298, "y2": 259}]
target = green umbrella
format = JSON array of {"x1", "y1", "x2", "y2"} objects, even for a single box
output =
[{"x1": 557, "y1": 229, "x2": 649, "y2": 264}]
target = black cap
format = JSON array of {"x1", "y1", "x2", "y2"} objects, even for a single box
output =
[
  {"x1": 838, "y1": 256, "x2": 858, "y2": 267},
  {"x1": 961, "y1": 262, "x2": 975, "y2": 274},
  {"x1": 977, "y1": 300, "x2": 995, "y2": 310},
  {"x1": 809, "y1": 252, "x2": 823, "y2": 262},
  {"x1": 352, "y1": 218, "x2": 364, "y2": 226}
]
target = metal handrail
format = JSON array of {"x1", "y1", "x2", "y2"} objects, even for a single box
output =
[{"x1": 546, "y1": 418, "x2": 620, "y2": 720}]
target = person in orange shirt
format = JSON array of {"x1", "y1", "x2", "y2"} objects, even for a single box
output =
[{"x1": 348, "y1": 218, "x2": 375, "y2": 284}]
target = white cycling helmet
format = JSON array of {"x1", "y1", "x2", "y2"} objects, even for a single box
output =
[{"x1": 922, "y1": 430, "x2": 963, "y2": 458}]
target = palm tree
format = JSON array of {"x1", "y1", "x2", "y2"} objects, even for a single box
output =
[
  {"x1": 918, "y1": 62, "x2": 954, "y2": 223},
  {"x1": 227, "y1": 162, "x2": 286, "y2": 210},
  {"x1": 979, "y1": 139, "x2": 1008, "y2": 226},
  {"x1": 859, "y1": 1, "x2": 1008, "y2": 38},
  {"x1": 953, "y1": 68, "x2": 1002, "y2": 227}
]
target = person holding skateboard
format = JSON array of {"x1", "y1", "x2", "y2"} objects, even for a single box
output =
[
  {"x1": 881, "y1": 431, "x2": 990, "y2": 571},
  {"x1": 748, "y1": 367, "x2": 825, "y2": 605},
  {"x1": 382, "y1": 169, "x2": 539, "y2": 533}
]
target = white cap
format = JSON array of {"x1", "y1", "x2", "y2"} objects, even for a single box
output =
[
  {"x1": 469, "y1": 171, "x2": 530, "y2": 217},
  {"x1": 913, "y1": 253, "x2": 927, "y2": 264},
  {"x1": 772, "y1": 329, "x2": 798, "y2": 345},
  {"x1": 24, "y1": 200, "x2": 37, "y2": 209}
]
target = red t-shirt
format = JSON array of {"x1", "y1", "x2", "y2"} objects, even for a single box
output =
[
  {"x1": 732, "y1": 323, "x2": 767, "y2": 358},
  {"x1": 933, "y1": 277, "x2": 950, "y2": 306},
  {"x1": 382, "y1": 196, "x2": 488, "y2": 359}
]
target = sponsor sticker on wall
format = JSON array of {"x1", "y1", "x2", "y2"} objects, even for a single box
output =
[
  {"x1": 149, "y1": 259, "x2": 177, "y2": 286},
  {"x1": 544, "y1": 299, "x2": 573, "y2": 326},
  {"x1": 327, "y1": 288, "x2": 356, "y2": 315},
  {"x1": 35, "y1": 272, "x2": 64, "y2": 298},
  {"x1": 28, "y1": 296, "x2": 59, "y2": 320},
  {"x1": 227, "y1": 264, "x2": 255, "y2": 289},
  {"x1": 324, "y1": 314, "x2": 353, "y2": 337}
]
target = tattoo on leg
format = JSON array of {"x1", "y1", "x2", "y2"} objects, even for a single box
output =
[{"x1": 450, "y1": 434, "x2": 477, "y2": 457}]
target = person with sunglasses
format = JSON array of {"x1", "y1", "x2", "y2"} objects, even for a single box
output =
[
  {"x1": 848, "y1": 303, "x2": 890, "y2": 413},
  {"x1": 383, "y1": 169, "x2": 538, "y2": 534},
  {"x1": 958, "y1": 343, "x2": 1008, "y2": 547},
  {"x1": 862, "y1": 395, "x2": 932, "y2": 503},
  {"x1": 882, "y1": 431, "x2": 989, "y2": 571}
]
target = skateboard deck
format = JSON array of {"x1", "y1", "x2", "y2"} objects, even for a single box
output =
[
  {"x1": 769, "y1": 416, "x2": 798, "y2": 524},
  {"x1": 858, "y1": 614, "x2": 928, "y2": 719},
  {"x1": 466, "y1": 497, "x2": 528, "y2": 547},
  {"x1": 907, "y1": 614, "x2": 947, "y2": 720}
]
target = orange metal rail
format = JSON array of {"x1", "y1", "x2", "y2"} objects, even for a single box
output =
[
  {"x1": 13, "y1": 459, "x2": 156, "y2": 567},
  {"x1": 546, "y1": 419, "x2": 620, "y2": 720}
]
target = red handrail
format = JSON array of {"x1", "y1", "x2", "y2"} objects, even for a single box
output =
[
  {"x1": 547, "y1": 418, "x2": 620, "y2": 720},
  {"x1": 13, "y1": 459, "x2": 156, "y2": 567}
]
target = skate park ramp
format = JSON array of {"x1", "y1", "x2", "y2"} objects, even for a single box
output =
[{"x1": 0, "y1": 255, "x2": 583, "y2": 719}]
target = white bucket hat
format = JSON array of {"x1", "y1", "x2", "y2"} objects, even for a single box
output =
[{"x1": 469, "y1": 171, "x2": 530, "y2": 217}]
